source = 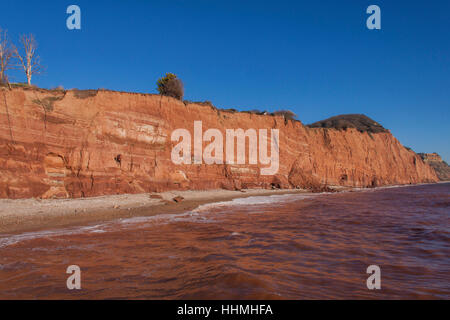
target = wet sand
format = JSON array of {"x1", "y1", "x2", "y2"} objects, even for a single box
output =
[{"x1": 0, "y1": 188, "x2": 317, "y2": 234}]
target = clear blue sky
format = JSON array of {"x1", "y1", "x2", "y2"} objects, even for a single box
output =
[{"x1": 1, "y1": 0, "x2": 449, "y2": 161}]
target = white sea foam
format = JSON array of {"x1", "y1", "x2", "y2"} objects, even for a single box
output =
[
  {"x1": 0, "y1": 229, "x2": 68, "y2": 248},
  {"x1": 0, "y1": 192, "x2": 324, "y2": 248},
  {"x1": 89, "y1": 229, "x2": 106, "y2": 233},
  {"x1": 191, "y1": 193, "x2": 319, "y2": 213},
  {"x1": 0, "y1": 223, "x2": 110, "y2": 248}
]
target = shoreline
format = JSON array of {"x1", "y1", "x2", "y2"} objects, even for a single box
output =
[
  {"x1": 1, "y1": 182, "x2": 446, "y2": 236},
  {"x1": 0, "y1": 188, "x2": 317, "y2": 235}
]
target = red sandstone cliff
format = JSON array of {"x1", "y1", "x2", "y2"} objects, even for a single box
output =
[
  {"x1": 418, "y1": 153, "x2": 450, "y2": 181},
  {"x1": 0, "y1": 88, "x2": 438, "y2": 199}
]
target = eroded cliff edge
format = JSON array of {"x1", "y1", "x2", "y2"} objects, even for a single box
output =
[
  {"x1": 418, "y1": 153, "x2": 450, "y2": 181},
  {"x1": 0, "y1": 88, "x2": 438, "y2": 199}
]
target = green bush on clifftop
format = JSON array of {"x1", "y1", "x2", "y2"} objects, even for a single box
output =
[{"x1": 156, "y1": 73, "x2": 184, "y2": 100}]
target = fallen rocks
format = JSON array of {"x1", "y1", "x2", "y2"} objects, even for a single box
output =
[{"x1": 172, "y1": 196, "x2": 184, "y2": 203}]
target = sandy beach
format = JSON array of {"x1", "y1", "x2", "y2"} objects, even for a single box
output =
[{"x1": 0, "y1": 188, "x2": 315, "y2": 235}]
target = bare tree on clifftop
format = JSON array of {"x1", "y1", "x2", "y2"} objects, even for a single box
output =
[
  {"x1": 0, "y1": 28, "x2": 15, "y2": 85},
  {"x1": 14, "y1": 34, "x2": 43, "y2": 85}
]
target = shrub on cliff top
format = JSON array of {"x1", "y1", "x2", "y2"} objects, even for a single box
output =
[
  {"x1": 273, "y1": 110, "x2": 298, "y2": 121},
  {"x1": 73, "y1": 89, "x2": 98, "y2": 99},
  {"x1": 183, "y1": 100, "x2": 215, "y2": 108},
  {"x1": 156, "y1": 73, "x2": 184, "y2": 100}
]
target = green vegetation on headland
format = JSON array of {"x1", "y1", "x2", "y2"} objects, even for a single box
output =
[{"x1": 306, "y1": 114, "x2": 388, "y2": 133}]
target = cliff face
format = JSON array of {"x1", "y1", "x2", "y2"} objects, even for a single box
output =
[
  {"x1": 418, "y1": 153, "x2": 450, "y2": 181},
  {"x1": 0, "y1": 88, "x2": 438, "y2": 199}
]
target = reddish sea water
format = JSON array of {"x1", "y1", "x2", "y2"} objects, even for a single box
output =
[{"x1": 0, "y1": 183, "x2": 449, "y2": 299}]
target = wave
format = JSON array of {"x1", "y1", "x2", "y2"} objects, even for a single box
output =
[
  {"x1": 192, "y1": 193, "x2": 319, "y2": 212},
  {"x1": 0, "y1": 192, "x2": 324, "y2": 248},
  {"x1": 0, "y1": 223, "x2": 111, "y2": 248}
]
